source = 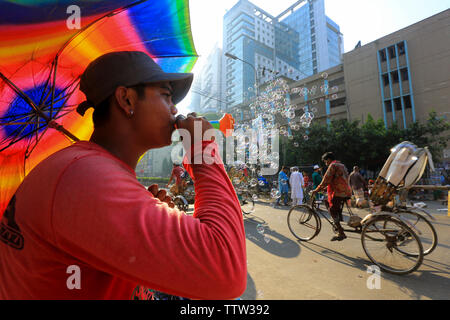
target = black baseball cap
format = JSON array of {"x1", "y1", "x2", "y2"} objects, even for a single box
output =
[{"x1": 77, "y1": 51, "x2": 194, "y2": 116}]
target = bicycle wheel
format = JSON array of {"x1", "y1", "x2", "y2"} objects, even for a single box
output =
[
  {"x1": 390, "y1": 210, "x2": 437, "y2": 256},
  {"x1": 361, "y1": 215, "x2": 423, "y2": 275},
  {"x1": 287, "y1": 205, "x2": 321, "y2": 241},
  {"x1": 173, "y1": 196, "x2": 189, "y2": 212},
  {"x1": 241, "y1": 192, "x2": 255, "y2": 214}
]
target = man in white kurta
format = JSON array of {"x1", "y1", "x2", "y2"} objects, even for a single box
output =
[{"x1": 289, "y1": 167, "x2": 304, "y2": 206}]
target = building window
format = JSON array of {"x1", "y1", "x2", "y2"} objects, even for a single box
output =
[
  {"x1": 330, "y1": 97, "x2": 346, "y2": 109},
  {"x1": 379, "y1": 50, "x2": 387, "y2": 62},
  {"x1": 397, "y1": 42, "x2": 406, "y2": 55},
  {"x1": 394, "y1": 98, "x2": 402, "y2": 111},
  {"x1": 329, "y1": 77, "x2": 345, "y2": 87},
  {"x1": 403, "y1": 95, "x2": 412, "y2": 109},
  {"x1": 400, "y1": 68, "x2": 409, "y2": 81},
  {"x1": 391, "y1": 71, "x2": 399, "y2": 84},
  {"x1": 385, "y1": 101, "x2": 392, "y2": 113},
  {"x1": 382, "y1": 74, "x2": 390, "y2": 87},
  {"x1": 388, "y1": 46, "x2": 396, "y2": 59}
]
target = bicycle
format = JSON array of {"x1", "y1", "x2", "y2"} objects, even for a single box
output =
[
  {"x1": 238, "y1": 190, "x2": 255, "y2": 215},
  {"x1": 287, "y1": 195, "x2": 424, "y2": 275}
]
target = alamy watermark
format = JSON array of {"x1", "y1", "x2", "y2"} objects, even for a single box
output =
[
  {"x1": 66, "y1": 265, "x2": 81, "y2": 290},
  {"x1": 366, "y1": 265, "x2": 381, "y2": 290},
  {"x1": 66, "y1": 5, "x2": 81, "y2": 30}
]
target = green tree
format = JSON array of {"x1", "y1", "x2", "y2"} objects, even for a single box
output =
[{"x1": 285, "y1": 111, "x2": 449, "y2": 172}]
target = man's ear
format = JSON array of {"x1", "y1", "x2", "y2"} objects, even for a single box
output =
[{"x1": 114, "y1": 86, "x2": 134, "y2": 116}]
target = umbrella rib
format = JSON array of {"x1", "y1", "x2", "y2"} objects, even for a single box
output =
[
  {"x1": 0, "y1": 72, "x2": 79, "y2": 142},
  {"x1": 1, "y1": 121, "x2": 40, "y2": 126},
  {"x1": 0, "y1": 116, "x2": 38, "y2": 153},
  {"x1": 25, "y1": 125, "x2": 52, "y2": 163},
  {"x1": 0, "y1": 112, "x2": 37, "y2": 122}
]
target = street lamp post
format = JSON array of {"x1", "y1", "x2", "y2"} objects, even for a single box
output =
[{"x1": 225, "y1": 52, "x2": 259, "y2": 97}]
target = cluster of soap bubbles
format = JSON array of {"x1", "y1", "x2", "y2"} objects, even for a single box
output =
[{"x1": 227, "y1": 72, "x2": 339, "y2": 201}]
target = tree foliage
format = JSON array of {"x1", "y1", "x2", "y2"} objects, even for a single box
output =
[{"x1": 281, "y1": 112, "x2": 449, "y2": 172}]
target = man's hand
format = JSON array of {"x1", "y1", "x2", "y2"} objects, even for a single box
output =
[
  {"x1": 148, "y1": 184, "x2": 175, "y2": 209},
  {"x1": 311, "y1": 188, "x2": 320, "y2": 197},
  {"x1": 175, "y1": 112, "x2": 214, "y2": 151}
]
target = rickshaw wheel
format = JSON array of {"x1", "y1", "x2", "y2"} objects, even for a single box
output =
[{"x1": 361, "y1": 215, "x2": 423, "y2": 275}]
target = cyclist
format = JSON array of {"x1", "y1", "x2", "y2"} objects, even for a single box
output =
[
  {"x1": 312, "y1": 152, "x2": 351, "y2": 241},
  {"x1": 167, "y1": 163, "x2": 187, "y2": 196}
]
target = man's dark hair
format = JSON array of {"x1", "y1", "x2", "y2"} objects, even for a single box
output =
[
  {"x1": 321, "y1": 152, "x2": 335, "y2": 162},
  {"x1": 92, "y1": 83, "x2": 148, "y2": 128}
]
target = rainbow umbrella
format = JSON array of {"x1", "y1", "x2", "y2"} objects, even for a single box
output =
[{"x1": 0, "y1": 0, "x2": 198, "y2": 215}]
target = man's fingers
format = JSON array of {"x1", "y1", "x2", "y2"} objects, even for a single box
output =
[
  {"x1": 148, "y1": 184, "x2": 158, "y2": 197},
  {"x1": 156, "y1": 189, "x2": 167, "y2": 201},
  {"x1": 163, "y1": 195, "x2": 172, "y2": 204}
]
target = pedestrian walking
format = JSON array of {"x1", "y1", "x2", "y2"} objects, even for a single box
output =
[
  {"x1": 312, "y1": 165, "x2": 323, "y2": 200},
  {"x1": 289, "y1": 167, "x2": 304, "y2": 206},
  {"x1": 348, "y1": 166, "x2": 368, "y2": 208},
  {"x1": 276, "y1": 166, "x2": 290, "y2": 206}
]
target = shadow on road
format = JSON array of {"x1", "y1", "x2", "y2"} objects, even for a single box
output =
[
  {"x1": 382, "y1": 268, "x2": 450, "y2": 299},
  {"x1": 240, "y1": 273, "x2": 256, "y2": 300},
  {"x1": 299, "y1": 241, "x2": 370, "y2": 272},
  {"x1": 244, "y1": 218, "x2": 300, "y2": 258},
  {"x1": 301, "y1": 241, "x2": 450, "y2": 299}
]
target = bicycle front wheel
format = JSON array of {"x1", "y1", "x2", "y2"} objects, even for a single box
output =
[
  {"x1": 361, "y1": 215, "x2": 423, "y2": 275},
  {"x1": 287, "y1": 205, "x2": 321, "y2": 241},
  {"x1": 241, "y1": 192, "x2": 255, "y2": 214}
]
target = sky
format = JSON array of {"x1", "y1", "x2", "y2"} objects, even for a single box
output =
[{"x1": 177, "y1": 0, "x2": 450, "y2": 113}]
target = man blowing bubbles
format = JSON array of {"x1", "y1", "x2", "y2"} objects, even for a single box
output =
[{"x1": 0, "y1": 51, "x2": 247, "y2": 300}]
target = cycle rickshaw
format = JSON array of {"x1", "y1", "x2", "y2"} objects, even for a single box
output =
[{"x1": 287, "y1": 142, "x2": 437, "y2": 275}]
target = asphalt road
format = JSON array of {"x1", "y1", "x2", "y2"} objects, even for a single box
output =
[{"x1": 233, "y1": 200, "x2": 450, "y2": 300}]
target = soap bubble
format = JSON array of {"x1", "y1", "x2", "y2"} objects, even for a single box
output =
[
  {"x1": 321, "y1": 72, "x2": 328, "y2": 79},
  {"x1": 270, "y1": 188, "x2": 280, "y2": 198},
  {"x1": 256, "y1": 224, "x2": 265, "y2": 234}
]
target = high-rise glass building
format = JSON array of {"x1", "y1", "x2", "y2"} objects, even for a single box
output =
[
  {"x1": 279, "y1": 0, "x2": 344, "y2": 76},
  {"x1": 191, "y1": 44, "x2": 224, "y2": 113},
  {"x1": 222, "y1": 0, "x2": 301, "y2": 108},
  {"x1": 222, "y1": 0, "x2": 343, "y2": 109}
]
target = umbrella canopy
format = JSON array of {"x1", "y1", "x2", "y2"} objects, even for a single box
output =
[{"x1": 0, "y1": 0, "x2": 198, "y2": 215}]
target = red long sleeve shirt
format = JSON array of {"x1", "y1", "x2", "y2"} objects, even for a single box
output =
[{"x1": 0, "y1": 141, "x2": 246, "y2": 300}]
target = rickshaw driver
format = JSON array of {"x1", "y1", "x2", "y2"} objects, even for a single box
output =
[{"x1": 312, "y1": 152, "x2": 352, "y2": 241}]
